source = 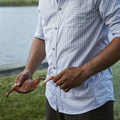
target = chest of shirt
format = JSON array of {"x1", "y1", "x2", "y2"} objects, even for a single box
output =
[{"x1": 39, "y1": 0, "x2": 100, "y2": 28}]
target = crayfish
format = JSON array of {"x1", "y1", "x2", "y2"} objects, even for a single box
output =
[{"x1": 7, "y1": 75, "x2": 54, "y2": 98}]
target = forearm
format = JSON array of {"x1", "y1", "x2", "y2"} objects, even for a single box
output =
[
  {"x1": 82, "y1": 37, "x2": 120, "y2": 79},
  {"x1": 25, "y1": 37, "x2": 46, "y2": 75}
]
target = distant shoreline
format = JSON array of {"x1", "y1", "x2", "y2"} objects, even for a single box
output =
[{"x1": 0, "y1": 2, "x2": 38, "y2": 6}]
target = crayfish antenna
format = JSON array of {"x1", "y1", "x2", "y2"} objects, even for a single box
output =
[
  {"x1": 34, "y1": 75, "x2": 45, "y2": 81},
  {"x1": 40, "y1": 75, "x2": 45, "y2": 77}
]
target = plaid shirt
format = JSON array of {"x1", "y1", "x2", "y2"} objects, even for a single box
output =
[{"x1": 35, "y1": 0, "x2": 120, "y2": 114}]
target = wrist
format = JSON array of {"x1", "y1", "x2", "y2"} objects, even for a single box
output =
[
  {"x1": 79, "y1": 63, "x2": 92, "y2": 80},
  {"x1": 24, "y1": 67, "x2": 34, "y2": 76}
]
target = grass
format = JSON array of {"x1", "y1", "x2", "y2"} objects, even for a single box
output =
[
  {"x1": 0, "y1": 0, "x2": 38, "y2": 6},
  {"x1": 0, "y1": 61, "x2": 120, "y2": 120},
  {"x1": 0, "y1": 0, "x2": 38, "y2": 2},
  {"x1": 0, "y1": 69, "x2": 47, "y2": 120},
  {"x1": 112, "y1": 61, "x2": 120, "y2": 120}
]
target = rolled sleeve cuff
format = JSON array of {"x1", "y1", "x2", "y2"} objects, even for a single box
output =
[
  {"x1": 109, "y1": 23, "x2": 120, "y2": 39},
  {"x1": 34, "y1": 26, "x2": 44, "y2": 40}
]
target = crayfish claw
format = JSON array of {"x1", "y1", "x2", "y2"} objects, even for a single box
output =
[{"x1": 40, "y1": 76, "x2": 54, "y2": 86}]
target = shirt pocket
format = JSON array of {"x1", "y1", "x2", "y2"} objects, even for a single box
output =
[{"x1": 62, "y1": 1, "x2": 88, "y2": 27}]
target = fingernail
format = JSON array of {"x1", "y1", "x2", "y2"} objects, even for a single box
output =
[
  {"x1": 14, "y1": 83, "x2": 17, "y2": 85},
  {"x1": 17, "y1": 83, "x2": 20, "y2": 85}
]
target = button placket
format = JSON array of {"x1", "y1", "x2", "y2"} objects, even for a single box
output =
[
  {"x1": 52, "y1": 9, "x2": 58, "y2": 72},
  {"x1": 53, "y1": 1, "x2": 65, "y2": 112}
]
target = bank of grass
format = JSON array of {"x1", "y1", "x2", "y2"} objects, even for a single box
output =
[
  {"x1": 0, "y1": 61, "x2": 120, "y2": 120},
  {"x1": 0, "y1": 0, "x2": 38, "y2": 6}
]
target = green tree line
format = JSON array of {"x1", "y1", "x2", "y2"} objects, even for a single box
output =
[{"x1": 0, "y1": 0, "x2": 38, "y2": 6}]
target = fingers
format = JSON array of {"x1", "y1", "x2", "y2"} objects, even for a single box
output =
[
  {"x1": 55, "y1": 78, "x2": 64, "y2": 87},
  {"x1": 13, "y1": 70, "x2": 32, "y2": 87},
  {"x1": 60, "y1": 84, "x2": 65, "y2": 89},
  {"x1": 53, "y1": 67, "x2": 82, "y2": 92},
  {"x1": 53, "y1": 71, "x2": 63, "y2": 83},
  {"x1": 11, "y1": 74, "x2": 21, "y2": 88},
  {"x1": 11, "y1": 83, "x2": 20, "y2": 88},
  {"x1": 55, "y1": 78, "x2": 71, "y2": 92},
  {"x1": 14, "y1": 74, "x2": 24, "y2": 86},
  {"x1": 53, "y1": 70, "x2": 71, "y2": 92},
  {"x1": 60, "y1": 82, "x2": 72, "y2": 92},
  {"x1": 14, "y1": 74, "x2": 21, "y2": 85},
  {"x1": 63, "y1": 87, "x2": 71, "y2": 92},
  {"x1": 53, "y1": 70, "x2": 66, "y2": 87}
]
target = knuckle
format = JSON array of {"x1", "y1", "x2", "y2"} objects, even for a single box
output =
[
  {"x1": 56, "y1": 80, "x2": 62, "y2": 86},
  {"x1": 61, "y1": 78, "x2": 64, "y2": 83},
  {"x1": 67, "y1": 66, "x2": 71, "y2": 69},
  {"x1": 66, "y1": 67, "x2": 71, "y2": 71},
  {"x1": 53, "y1": 77, "x2": 57, "y2": 83},
  {"x1": 63, "y1": 76, "x2": 68, "y2": 81},
  {"x1": 63, "y1": 83, "x2": 67, "y2": 87},
  {"x1": 60, "y1": 70, "x2": 64, "y2": 74},
  {"x1": 65, "y1": 81, "x2": 70, "y2": 86}
]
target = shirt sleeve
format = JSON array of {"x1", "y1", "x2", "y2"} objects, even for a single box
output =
[
  {"x1": 34, "y1": 4, "x2": 44, "y2": 40},
  {"x1": 97, "y1": 0, "x2": 120, "y2": 38}
]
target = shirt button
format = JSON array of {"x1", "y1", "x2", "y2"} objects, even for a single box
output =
[
  {"x1": 52, "y1": 48, "x2": 55, "y2": 50},
  {"x1": 59, "y1": 8, "x2": 61, "y2": 11},
  {"x1": 55, "y1": 27, "x2": 57, "y2": 30},
  {"x1": 53, "y1": 67, "x2": 56, "y2": 69}
]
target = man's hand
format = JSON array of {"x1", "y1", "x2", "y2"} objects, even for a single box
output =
[
  {"x1": 12, "y1": 37, "x2": 46, "y2": 88},
  {"x1": 53, "y1": 37, "x2": 120, "y2": 92},
  {"x1": 12, "y1": 70, "x2": 32, "y2": 88},
  {"x1": 53, "y1": 67, "x2": 87, "y2": 92}
]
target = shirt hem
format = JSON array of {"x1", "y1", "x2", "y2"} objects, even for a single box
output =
[{"x1": 46, "y1": 97, "x2": 114, "y2": 115}]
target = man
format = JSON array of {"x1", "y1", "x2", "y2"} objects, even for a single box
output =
[{"x1": 14, "y1": 0, "x2": 120, "y2": 120}]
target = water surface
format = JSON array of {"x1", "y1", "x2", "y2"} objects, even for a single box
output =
[{"x1": 0, "y1": 6, "x2": 38, "y2": 65}]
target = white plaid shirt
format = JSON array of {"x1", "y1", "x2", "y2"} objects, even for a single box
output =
[{"x1": 35, "y1": 0, "x2": 120, "y2": 114}]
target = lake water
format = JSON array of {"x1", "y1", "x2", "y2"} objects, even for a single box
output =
[
  {"x1": 0, "y1": 6, "x2": 38, "y2": 65},
  {"x1": 0, "y1": 6, "x2": 114, "y2": 66}
]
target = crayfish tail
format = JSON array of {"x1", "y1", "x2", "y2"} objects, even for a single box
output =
[{"x1": 6, "y1": 89, "x2": 14, "y2": 99}]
